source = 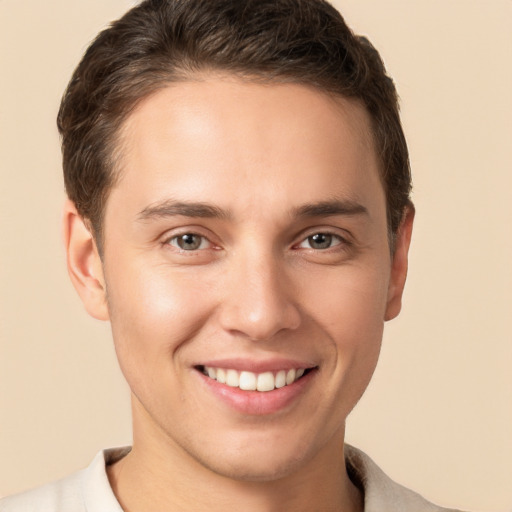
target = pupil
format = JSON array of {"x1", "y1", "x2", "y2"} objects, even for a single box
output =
[
  {"x1": 178, "y1": 234, "x2": 200, "y2": 250},
  {"x1": 310, "y1": 233, "x2": 331, "y2": 249}
]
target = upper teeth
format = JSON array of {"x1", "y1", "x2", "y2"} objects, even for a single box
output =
[{"x1": 203, "y1": 367, "x2": 306, "y2": 392}]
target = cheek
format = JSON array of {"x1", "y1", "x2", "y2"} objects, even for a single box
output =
[
  {"x1": 104, "y1": 261, "x2": 216, "y2": 381},
  {"x1": 301, "y1": 263, "x2": 388, "y2": 391},
  {"x1": 302, "y1": 261, "x2": 390, "y2": 336}
]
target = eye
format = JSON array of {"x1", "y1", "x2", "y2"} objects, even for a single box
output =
[
  {"x1": 167, "y1": 233, "x2": 211, "y2": 251},
  {"x1": 298, "y1": 233, "x2": 342, "y2": 250}
]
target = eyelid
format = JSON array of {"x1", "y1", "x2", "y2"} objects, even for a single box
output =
[
  {"x1": 293, "y1": 227, "x2": 351, "y2": 248},
  {"x1": 299, "y1": 232, "x2": 343, "y2": 250},
  {"x1": 296, "y1": 233, "x2": 343, "y2": 250},
  {"x1": 168, "y1": 234, "x2": 212, "y2": 251},
  {"x1": 161, "y1": 227, "x2": 219, "y2": 251}
]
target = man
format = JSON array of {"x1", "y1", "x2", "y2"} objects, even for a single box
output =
[{"x1": 0, "y1": 0, "x2": 463, "y2": 510}]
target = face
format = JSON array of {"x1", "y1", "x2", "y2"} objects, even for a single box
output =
[{"x1": 68, "y1": 75, "x2": 412, "y2": 482}]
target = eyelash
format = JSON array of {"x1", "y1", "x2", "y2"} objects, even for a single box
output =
[
  {"x1": 166, "y1": 233, "x2": 214, "y2": 252},
  {"x1": 296, "y1": 232, "x2": 344, "y2": 251},
  {"x1": 164, "y1": 230, "x2": 349, "y2": 253}
]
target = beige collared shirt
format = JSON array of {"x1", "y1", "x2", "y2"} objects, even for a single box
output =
[{"x1": 0, "y1": 445, "x2": 464, "y2": 511}]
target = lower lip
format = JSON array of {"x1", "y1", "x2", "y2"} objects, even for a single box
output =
[{"x1": 196, "y1": 369, "x2": 316, "y2": 415}]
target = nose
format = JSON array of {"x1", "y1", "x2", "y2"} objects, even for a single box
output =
[{"x1": 218, "y1": 250, "x2": 301, "y2": 341}]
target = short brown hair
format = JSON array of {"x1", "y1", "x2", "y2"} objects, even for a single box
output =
[{"x1": 58, "y1": 0, "x2": 411, "y2": 252}]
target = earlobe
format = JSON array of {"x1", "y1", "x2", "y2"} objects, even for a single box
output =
[
  {"x1": 385, "y1": 205, "x2": 415, "y2": 321},
  {"x1": 62, "y1": 200, "x2": 109, "y2": 321}
]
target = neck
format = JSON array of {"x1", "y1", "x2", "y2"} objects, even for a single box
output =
[{"x1": 107, "y1": 400, "x2": 363, "y2": 512}]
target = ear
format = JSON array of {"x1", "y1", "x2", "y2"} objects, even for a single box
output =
[
  {"x1": 62, "y1": 200, "x2": 109, "y2": 321},
  {"x1": 385, "y1": 205, "x2": 415, "y2": 321}
]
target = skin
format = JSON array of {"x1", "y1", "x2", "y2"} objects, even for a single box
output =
[{"x1": 64, "y1": 75, "x2": 413, "y2": 512}]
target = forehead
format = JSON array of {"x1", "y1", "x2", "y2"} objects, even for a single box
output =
[{"x1": 108, "y1": 76, "x2": 384, "y2": 223}]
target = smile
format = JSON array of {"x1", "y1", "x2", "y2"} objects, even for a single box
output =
[{"x1": 199, "y1": 366, "x2": 308, "y2": 392}]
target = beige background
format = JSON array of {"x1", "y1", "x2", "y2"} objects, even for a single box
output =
[{"x1": 1, "y1": 1, "x2": 511, "y2": 510}]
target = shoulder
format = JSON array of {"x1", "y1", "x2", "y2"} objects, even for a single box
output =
[
  {"x1": 345, "y1": 445, "x2": 465, "y2": 512},
  {"x1": 0, "y1": 448, "x2": 129, "y2": 512},
  {"x1": 0, "y1": 470, "x2": 85, "y2": 512}
]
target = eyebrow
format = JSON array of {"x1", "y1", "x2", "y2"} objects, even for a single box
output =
[
  {"x1": 293, "y1": 199, "x2": 368, "y2": 219},
  {"x1": 137, "y1": 200, "x2": 231, "y2": 221},
  {"x1": 136, "y1": 198, "x2": 368, "y2": 222}
]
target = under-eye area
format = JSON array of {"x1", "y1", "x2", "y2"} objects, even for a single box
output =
[{"x1": 195, "y1": 365, "x2": 317, "y2": 392}]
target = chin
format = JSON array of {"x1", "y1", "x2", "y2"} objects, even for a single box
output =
[
  {"x1": 184, "y1": 430, "x2": 327, "y2": 483},
  {"x1": 203, "y1": 451, "x2": 307, "y2": 483}
]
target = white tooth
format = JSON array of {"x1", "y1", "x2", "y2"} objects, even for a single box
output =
[
  {"x1": 226, "y1": 369, "x2": 240, "y2": 387},
  {"x1": 207, "y1": 367, "x2": 217, "y2": 379},
  {"x1": 239, "y1": 371, "x2": 257, "y2": 391},
  {"x1": 257, "y1": 372, "x2": 275, "y2": 392},
  {"x1": 296, "y1": 368, "x2": 305, "y2": 379},
  {"x1": 286, "y1": 368, "x2": 296, "y2": 385},
  {"x1": 275, "y1": 370, "x2": 286, "y2": 388},
  {"x1": 216, "y1": 368, "x2": 226, "y2": 384}
]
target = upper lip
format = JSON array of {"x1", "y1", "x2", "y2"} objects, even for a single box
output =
[{"x1": 195, "y1": 358, "x2": 317, "y2": 373}]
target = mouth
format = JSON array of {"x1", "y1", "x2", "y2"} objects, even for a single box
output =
[
  {"x1": 196, "y1": 365, "x2": 313, "y2": 392},
  {"x1": 193, "y1": 359, "x2": 318, "y2": 415}
]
